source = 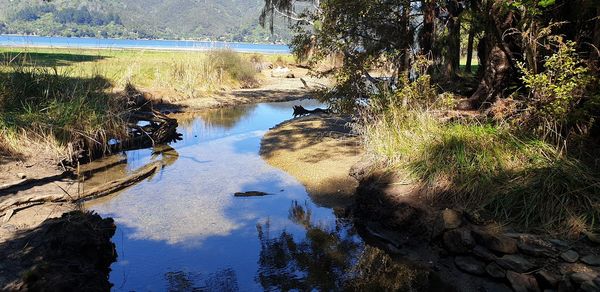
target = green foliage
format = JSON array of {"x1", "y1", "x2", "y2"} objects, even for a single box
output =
[
  {"x1": 0, "y1": 0, "x2": 292, "y2": 42},
  {"x1": 517, "y1": 40, "x2": 596, "y2": 135}
]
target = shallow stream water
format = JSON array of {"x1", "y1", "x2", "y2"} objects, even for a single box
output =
[{"x1": 85, "y1": 100, "x2": 441, "y2": 291}]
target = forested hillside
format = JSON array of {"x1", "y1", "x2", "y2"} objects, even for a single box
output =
[{"x1": 0, "y1": 0, "x2": 291, "y2": 42}]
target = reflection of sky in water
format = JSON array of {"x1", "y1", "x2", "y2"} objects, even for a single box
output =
[{"x1": 87, "y1": 100, "x2": 354, "y2": 291}]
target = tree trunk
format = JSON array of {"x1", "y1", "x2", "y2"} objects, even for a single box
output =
[
  {"x1": 469, "y1": 1, "x2": 517, "y2": 107},
  {"x1": 444, "y1": 4, "x2": 461, "y2": 78},
  {"x1": 465, "y1": 26, "x2": 475, "y2": 73},
  {"x1": 420, "y1": 0, "x2": 436, "y2": 55}
]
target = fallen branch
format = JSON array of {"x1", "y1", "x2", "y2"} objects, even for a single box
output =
[{"x1": 0, "y1": 161, "x2": 162, "y2": 217}]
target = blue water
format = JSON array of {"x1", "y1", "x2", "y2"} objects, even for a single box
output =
[
  {"x1": 0, "y1": 35, "x2": 290, "y2": 54},
  {"x1": 84, "y1": 100, "x2": 437, "y2": 291}
]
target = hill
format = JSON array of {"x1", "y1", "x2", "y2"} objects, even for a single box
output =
[{"x1": 0, "y1": 0, "x2": 291, "y2": 43}]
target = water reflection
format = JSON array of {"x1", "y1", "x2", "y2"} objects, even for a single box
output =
[
  {"x1": 257, "y1": 202, "x2": 441, "y2": 291},
  {"x1": 165, "y1": 269, "x2": 239, "y2": 292}
]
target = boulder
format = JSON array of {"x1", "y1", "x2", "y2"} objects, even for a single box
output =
[
  {"x1": 582, "y1": 255, "x2": 600, "y2": 266},
  {"x1": 506, "y1": 271, "x2": 541, "y2": 292},
  {"x1": 496, "y1": 254, "x2": 535, "y2": 273},
  {"x1": 472, "y1": 228, "x2": 518, "y2": 254},
  {"x1": 560, "y1": 250, "x2": 579, "y2": 263},
  {"x1": 455, "y1": 256, "x2": 486, "y2": 275},
  {"x1": 486, "y1": 262, "x2": 506, "y2": 279},
  {"x1": 443, "y1": 228, "x2": 475, "y2": 254}
]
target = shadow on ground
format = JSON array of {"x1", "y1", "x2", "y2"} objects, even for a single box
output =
[{"x1": 0, "y1": 211, "x2": 116, "y2": 291}]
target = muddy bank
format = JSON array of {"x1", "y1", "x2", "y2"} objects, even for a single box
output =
[
  {"x1": 260, "y1": 114, "x2": 363, "y2": 208},
  {"x1": 0, "y1": 211, "x2": 116, "y2": 290}
]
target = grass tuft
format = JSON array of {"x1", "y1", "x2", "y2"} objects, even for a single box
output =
[{"x1": 356, "y1": 107, "x2": 600, "y2": 234}]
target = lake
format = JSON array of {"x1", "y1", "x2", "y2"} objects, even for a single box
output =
[{"x1": 0, "y1": 35, "x2": 290, "y2": 54}]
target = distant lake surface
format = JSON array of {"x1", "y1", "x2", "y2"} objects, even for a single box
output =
[{"x1": 0, "y1": 35, "x2": 290, "y2": 54}]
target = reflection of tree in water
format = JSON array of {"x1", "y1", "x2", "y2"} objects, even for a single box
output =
[
  {"x1": 165, "y1": 268, "x2": 239, "y2": 292},
  {"x1": 175, "y1": 105, "x2": 256, "y2": 129},
  {"x1": 256, "y1": 201, "x2": 442, "y2": 291}
]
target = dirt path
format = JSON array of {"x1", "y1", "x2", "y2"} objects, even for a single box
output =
[{"x1": 260, "y1": 114, "x2": 364, "y2": 208}]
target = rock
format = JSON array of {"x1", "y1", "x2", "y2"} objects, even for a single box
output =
[
  {"x1": 549, "y1": 239, "x2": 570, "y2": 248},
  {"x1": 486, "y1": 262, "x2": 506, "y2": 278},
  {"x1": 234, "y1": 191, "x2": 270, "y2": 197},
  {"x1": 584, "y1": 231, "x2": 600, "y2": 244},
  {"x1": 16, "y1": 172, "x2": 26, "y2": 179},
  {"x1": 472, "y1": 228, "x2": 518, "y2": 254},
  {"x1": 582, "y1": 255, "x2": 600, "y2": 266},
  {"x1": 535, "y1": 270, "x2": 559, "y2": 288},
  {"x1": 580, "y1": 281, "x2": 600, "y2": 292},
  {"x1": 496, "y1": 254, "x2": 535, "y2": 273},
  {"x1": 560, "y1": 250, "x2": 579, "y2": 263},
  {"x1": 271, "y1": 66, "x2": 291, "y2": 77},
  {"x1": 285, "y1": 73, "x2": 295, "y2": 78},
  {"x1": 455, "y1": 256, "x2": 486, "y2": 275},
  {"x1": 594, "y1": 277, "x2": 600, "y2": 287},
  {"x1": 441, "y1": 208, "x2": 462, "y2": 229},
  {"x1": 570, "y1": 272, "x2": 598, "y2": 284},
  {"x1": 506, "y1": 270, "x2": 541, "y2": 292},
  {"x1": 557, "y1": 277, "x2": 575, "y2": 292},
  {"x1": 518, "y1": 240, "x2": 555, "y2": 257},
  {"x1": 443, "y1": 228, "x2": 475, "y2": 254},
  {"x1": 473, "y1": 245, "x2": 498, "y2": 261}
]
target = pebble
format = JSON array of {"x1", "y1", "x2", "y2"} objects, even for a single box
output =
[
  {"x1": 582, "y1": 255, "x2": 600, "y2": 266},
  {"x1": 560, "y1": 250, "x2": 579, "y2": 263}
]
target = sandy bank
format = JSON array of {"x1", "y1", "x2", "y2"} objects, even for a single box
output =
[{"x1": 260, "y1": 114, "x2": 363, "y2": 208}]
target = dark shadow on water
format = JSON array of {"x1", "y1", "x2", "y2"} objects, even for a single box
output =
[
  {"x1": 1, "y1": 50, "x2": 109, "y2": 67},
  {"x1": 255, "y1": 201, "x2": 443, "y2": 291}
]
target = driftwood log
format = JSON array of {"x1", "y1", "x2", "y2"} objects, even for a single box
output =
[
  {"x1": 0, "y1": 161, "x2": 162, "y2": 218},
  {"x1": 118, "y1": 109, "x2": 182, "y2": 151}
]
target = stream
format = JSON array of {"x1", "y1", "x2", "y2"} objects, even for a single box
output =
[{"x1": 84, "y1": 100, "x2": 443, "y2": 291}]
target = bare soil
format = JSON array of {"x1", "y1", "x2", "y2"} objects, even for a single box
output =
[{"x1": 260, "y1": 114, "x2": 363, "y2": 208}]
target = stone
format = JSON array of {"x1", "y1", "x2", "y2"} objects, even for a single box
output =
[
  {"x1": 580, "y1": 281, "x2": 600, "y2": 292},
  {"x1": 582, "y1": 255, "x2": 600, "y2": 266},
  {"x1": 472, "y1": 228, "x2": 518, "y2": 254},
  {"x1": 473, "y1": 245, "x2": 498, "y2": 261},
  {"x1": 570, "y1": 272, "x2": 598, "y2": 284},
  {"x1": 455, "y1": 256, "x2": 486, "y2": 275},
  {"x1": 506, "y1": 270, "x2": 541, "y2": 292},
  {"x1": 496, "y1": 254, "x2": 535, "y2": 273},
  {"x1": 557, "y1": 277, "x2": 574, "y2": 292},
  {"x1": 271, "y1": 66, "x2": 291, "y2": 77},
  {"x1": 16, "y1": 172, "x2": 26, "y2": 179},
  {"x1": 443, "y1": 228, "x2": 475, "y2": 254},
  {"x1": 594, "y1": 277, "x2": 600, "y2": 287},
  {"x1": 535, "y1": 270, "x2": 559, "y2": 288},
  {"x1": 549, "y1": 239, "x2": 569, "y2": 248},
  {"x1": 441, "y1": 208, "x2": 462, "y2": 230},
  {"x1": 560, "y1": 250, "x2": 579, "y2": 263},
  {"x1": 285, "y1": 73, "x2": 295, "y2": 78},
  {"x1": 518, "y1": 240, "x2": 555, "y2": 257},
  {"x1": 584, "y1": 231, "x2": 600, "y2": 245},
  {"x1": 486, "y1": 262, "x2": 506, "y2": 278}
]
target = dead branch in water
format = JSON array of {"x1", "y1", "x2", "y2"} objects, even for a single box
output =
[{"x1": 0, "y1": 161, "x2": 162, "y2": 218}]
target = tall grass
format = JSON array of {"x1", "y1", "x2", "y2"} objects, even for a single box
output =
[
  {"x1": 0, "y1": 62, "x2": 128, "y2": 161},
  {"x1": 356, "y1": 107, "x2": 600, "y2": 234}
]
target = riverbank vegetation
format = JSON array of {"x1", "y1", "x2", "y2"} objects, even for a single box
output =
[
  {"x1": 0, "y1": 48, "x2": 287, "y2": 161},
  {"x1": 264, "y1": 0, "x2": 600, "y2": 235}
]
